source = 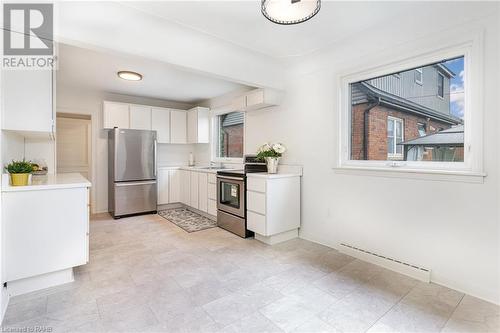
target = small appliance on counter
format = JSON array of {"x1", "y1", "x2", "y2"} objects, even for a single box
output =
[
  {"x1": 216, "y1": 155, "x2": 267, "y2": 238},
  {"x1": 108, "y1": 128, "x2": 157, "y2": 218}
]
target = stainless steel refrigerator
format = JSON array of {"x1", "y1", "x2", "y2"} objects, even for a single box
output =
[{"x1": 108, "y1": 128, "x2": 157, "y2": 218}]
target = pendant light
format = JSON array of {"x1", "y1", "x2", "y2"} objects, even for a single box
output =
[{"x1": 261, "y1": 0, "x2": 321, "y2": 25}]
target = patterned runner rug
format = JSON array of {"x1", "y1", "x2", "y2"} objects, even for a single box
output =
[{"x1": 158, "y1": 208, "x2": 217, "y2": 233}]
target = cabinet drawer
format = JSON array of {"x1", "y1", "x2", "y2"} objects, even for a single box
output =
[
  {"x1": 208, "y1": 174, "x2": 216, "y2": 184},
  {"x1": 208, "y1": 183, "x2": 216, "y2": 200},
  {"x1": 247, "y1": 177, "x2": 266, "y2": 193},
  {"x1": 247, "y1": 211, "x2": 266, "y2": 235},
  {"x1": 208, "y1": 199, "x2": 217, "y2": 216},
  {"x1": 247, "y1": 191, "x2": 266, "y2": 215}
]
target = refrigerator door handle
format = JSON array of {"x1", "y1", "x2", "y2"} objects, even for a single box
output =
[
  {"x1": 153, "y1": 139, "x2": 157, "y2": 177},
  {"x1": 115, "y1": 180, "x2": 157, "y2": 187}
]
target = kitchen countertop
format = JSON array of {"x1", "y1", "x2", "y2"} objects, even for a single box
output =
[
  {"x1": 2, "y1": 173, "x2": 92, "y2": 192},
  {"x1": 158, "y1": 165, "x2": 239, "y2": 174},
  {"x1": 246, "y1": 172, "x2": 302, "y2": 179}
]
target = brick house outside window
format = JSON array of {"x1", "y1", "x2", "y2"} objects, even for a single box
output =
[{"x1": 350, "y1": 62, "x2": 463, "y2": 162}]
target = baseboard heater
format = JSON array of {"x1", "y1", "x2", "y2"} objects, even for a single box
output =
[{"x1": 339, "y1": 243, "x2": 431, "y2": 282}]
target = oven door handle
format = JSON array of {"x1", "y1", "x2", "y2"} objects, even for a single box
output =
[{"x1": 217, "y1": 175, "x2": 244, "y2": 181}]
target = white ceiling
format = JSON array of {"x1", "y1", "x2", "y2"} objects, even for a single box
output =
[
  {"x1": 123, "y1": 1, "x2": 425, "y2": 59},
  {"x1": 56, "y1": 43, "x2": 249, "y2": 103}
]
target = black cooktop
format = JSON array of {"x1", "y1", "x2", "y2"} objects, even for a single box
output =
[{"x1": 217, "y1": 169, "x2": 245, "y2": 177}]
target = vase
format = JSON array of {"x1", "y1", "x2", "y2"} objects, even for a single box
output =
[
  {"x1": 265, "y1": 157, "x2": 280, "y2": 174},
  {"x1": 10, "y1": 173, "x2": 30, "y2": 186}
]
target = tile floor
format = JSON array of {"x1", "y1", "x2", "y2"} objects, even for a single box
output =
[{"x1": 2, "y1": 213, "x2": 499, "y2": 332}]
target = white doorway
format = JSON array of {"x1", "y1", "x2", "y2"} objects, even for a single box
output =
[{"x1": 56, "y1": 113, "x2": 92, "y2": 181}]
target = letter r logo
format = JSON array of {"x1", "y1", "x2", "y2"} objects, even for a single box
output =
[{"x1": 3, "y1": 3, "x2": 53, "y2": 55}]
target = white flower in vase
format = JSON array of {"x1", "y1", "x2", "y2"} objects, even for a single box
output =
[{"x1": 272, "y1": 143, "x2": 286, "y2": 154}]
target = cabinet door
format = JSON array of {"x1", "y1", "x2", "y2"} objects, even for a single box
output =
[
  {"x1": 198, "y1": 172, "x2": 208, "y2": 213},
  {"x1": 208, "y1": 199, "x2": 217, "y2": 216},
  {"x1": 103, "y1": 102, "x2": 129, "y2": 129},
  {"x1": 196, "y1": 107, "x2": 210, "y2": 143},
  {"x1": 2, "y1": 69, "x2": 53, "y2": 133},
  {"x1": 189, "y1": 171, "x2": 199, "y2": 209},
  {"x1": 170, "y1": 110, "x2": 187, "y2": 144},
  {"x1": 157, "y1": 169, "x2": 169, "y2": 205},
  {"x1": 129, "y1": 105, "x2": 152, "y2": 130},
  {"x1": 152, "y1": 108, "x2": 170, "y2": 143},
  {"x1": 180, "y1": 170, "x2": 191, "y2": 205},
  {"x1": 187, "y1": 109, "x2": 197, "y2": 144},
  {"x1": 168, "y1": 169, "x2": 181, "y2": 203},
  {"x1": 246, "y1": 89, "x2": 265, "y2": 107},
  {"x1": 231, "y1": 95, "x2": 247, "y2": 111}
]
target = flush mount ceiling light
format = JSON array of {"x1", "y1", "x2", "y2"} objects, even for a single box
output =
[
  {"x1": 261, "y1": 0, "x2": 321, "y2": 25},
  {"x1": 117, "y1": 71, "x2": 143, "y2": 81}
]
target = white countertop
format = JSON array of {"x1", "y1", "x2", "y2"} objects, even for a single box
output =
[
  {"x1": 158, "y1": 165, "x2": 239, "y2": 174},
  {"x1": 2, "y1": 173, "x2": 92, "y2": 192},
  {"x1": 246, "y1": 172, "x2": 302, "y2": 179}
]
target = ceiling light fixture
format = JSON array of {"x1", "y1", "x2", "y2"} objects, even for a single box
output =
[
  {"x1": 261, "y1": 0, "x2": 321, "y2": 25},
  {"x1": 117, "y1": 71, "x2": 143, "y2": 81}
]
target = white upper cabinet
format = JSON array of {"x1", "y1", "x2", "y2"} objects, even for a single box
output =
[
  {"x1": 187, "y1": 107, "x2": 210, "y2": 144},
  {"x1": 151, "y1": 108, "x2": 170, "y2": 144},
  {"x1": 2, "y1": 69, "x2": 54, "y2": 134},
  {"x1": 129, "y1": 105, "x2": 152, "y2": 130},
  {"x1": 170, "y1": 109, "x2": 187, "y2": 144},
  {"x1": 233, "y1": 88, "x2": 282, "y2": 112},
  {"x1": 157, "y1": 168, "x2": 170, "y2": 205},
  {"x1": 103, "y1": 101, "x2": 129, "y2": 129}
]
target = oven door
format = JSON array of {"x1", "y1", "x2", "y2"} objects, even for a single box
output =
[{"x1": 217, "y1": 175, "x2": 245, "y2": 218}]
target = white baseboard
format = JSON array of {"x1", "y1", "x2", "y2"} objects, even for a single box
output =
[
  {"x1": 255, "y1": 229, "x2": 299, "y2": 245},
  {"x1": 7, "y1": 268, "x2": 74, "y2": 297}
]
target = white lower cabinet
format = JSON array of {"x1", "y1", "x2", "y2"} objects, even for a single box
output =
[
  {"x1": 3, "y1": 186, "x2": 90, "y2": 282},
  {"x1": 208, "y1": 199, "x2": 217, "y2": 216},
  {"x1": 169, "y1": 169, "x2": 181, "y2": 203},
  {"x1": 158, "y1": 168, "x2": 217, "y2": 218},
  {"x1": 158, "y1": 168, "x2": 170, "y2": 205},
  {"x1": 246, "y1": 175, "x2": 301, "y2": 244},
  {"x1": 189, "y1": 171, "x2": 199, "y2": 209},
  {"x1": 180, "y1": 170, "x2": 191, "y2": 205},
  {"x1": 198, "y1": 173, "x2": 208, "y2": 213}
]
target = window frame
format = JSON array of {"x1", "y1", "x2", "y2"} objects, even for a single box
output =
[
  {"x1": 437, "y1": 72, "x2": 445, "y2": 99},
  {"x1": 387, "y1": 116, "x2": 404, "y2": 159},
  {"x1": 417, "y1": 122, "x2": 427, "y2": 137},
  {"x1": 415, "y1": 68, "x2": 423, "y2": 85},
  {"x1": 211, "y1": 107, "x2": 246, "y2": 164},
  {"x1": 337, "y1": 40, "x2": 484, "y2": 180}
]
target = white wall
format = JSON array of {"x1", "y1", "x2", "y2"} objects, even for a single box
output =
[
  {"x1": 56, "y1": 85, "x2": 196, "y2": 213},
  {"x1": 206, "y1": 7, "x2": 500, "y2": 304}
]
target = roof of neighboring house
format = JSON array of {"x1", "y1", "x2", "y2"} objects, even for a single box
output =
[
  {"x1": 222, "y1": 112, "x2": 244, "y2": 127},
  {"x1": 358, "y1": 82, "x2": 463, "y2": 125},
  {"x1": 435, "y1": 63, "x2": 455, "y2": 78},
  {"x1": 400, "y1": 125, "x2": 464, "y2": 146}
]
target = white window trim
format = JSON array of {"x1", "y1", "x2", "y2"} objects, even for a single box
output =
[
  {"x1": 415, "y1": 68, "x2": 423, "y2": 85},
  {"x1": 210, "y1": 107, "x2": 245, "y2": 164},
  {"x1": 437, "y1": 72, "x2": 445, "y2": 99},
  {"x1": 337, "y1": 37, "x2": 485, "y2": 182},
  {"x1": 387, "y1": 116, "x2": 404, "y2": 159}
]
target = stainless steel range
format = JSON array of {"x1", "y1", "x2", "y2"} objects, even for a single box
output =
[{"x1": 216, "y1": 156, "x2": 267, "y2": 238}]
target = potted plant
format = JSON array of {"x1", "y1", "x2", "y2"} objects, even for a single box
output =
[
  {"x1": 5, "y1": 160, "x2": 34, "y2": 186},
  {"x1": 256, "y1": 143, "x2": 287, "y2": 174}
]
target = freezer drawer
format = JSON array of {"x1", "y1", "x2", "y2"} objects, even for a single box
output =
[{"x1": 113, "y1": 180, "x2": 157, "y2": 217}]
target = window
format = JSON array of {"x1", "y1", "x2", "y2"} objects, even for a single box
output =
[
  {"x1": 415, "y1": 68, "x2": 423, "y2": 85},
  {"x1": 343, "y1": 49, "x2": 473, "y2": 176},
  {"x1": 437, "y1": 72, "x2": 445, "y2": 98},
  {"x1": 417, "y1": 123, "x2": 426, "y2": 137},
  {"x1": 387, "y1": 117, "x2": 404, "y2": 159},
  {"x1": 214, "y1": 111, "x2": 244, "y2": 160}
]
